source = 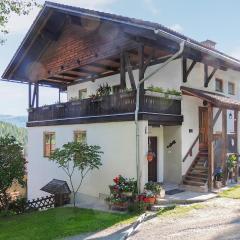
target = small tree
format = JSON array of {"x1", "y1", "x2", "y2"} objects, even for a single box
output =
[
  {"x1": 0, "y1": 135, "x2": 26, "y2": 212},
  {"x1": 49, "y1": 142, "x2": 103, "y2": 207}
]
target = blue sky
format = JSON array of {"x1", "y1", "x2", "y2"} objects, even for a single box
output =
[{"x1": 1, "y1": 0, "x2": 240, "y2": 116}]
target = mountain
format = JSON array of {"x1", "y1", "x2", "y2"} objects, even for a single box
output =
[
  {"x1": 0, "y1": 121, "x2": 27, "y2": 145},
  {"x1": 0, "y1": 115, "x2": 27, "y2": 128}
]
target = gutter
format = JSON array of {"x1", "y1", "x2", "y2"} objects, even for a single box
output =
[{"x1": 135, "y1": 40, "x2": 185, "y2": 193}]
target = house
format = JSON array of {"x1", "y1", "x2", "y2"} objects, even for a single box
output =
[{"x1": 2, "y1": 1, "x2": 240, "y2": 201}]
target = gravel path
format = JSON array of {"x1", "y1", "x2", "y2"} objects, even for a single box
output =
[{"x1": 128, "y1": 198, "x2": 240, "y2": 240}]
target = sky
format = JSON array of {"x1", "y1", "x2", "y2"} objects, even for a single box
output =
[{"x1": 1, "y1": 0, "x2": 240, "y2": 116}]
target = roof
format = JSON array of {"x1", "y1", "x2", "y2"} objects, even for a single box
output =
[
  {"x1": 2, "y1": 1, "x2": 240, "y2": 87},
  {"x1": 40, "y1": 179, "x2": 71, "y2": 194},
  {"x1": 181, "y1": 86, "x2": 240, "y2": 110}
]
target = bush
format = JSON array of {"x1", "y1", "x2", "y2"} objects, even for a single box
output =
[
  {"x1": 8, "y1": 198, "x2": 27, "y2": 214},
  {"x1": 128, "y1": 200, "x2": 148, "y2": 214}
]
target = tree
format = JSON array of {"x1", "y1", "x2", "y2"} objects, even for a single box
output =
[
  {"x1": 49, "y1": 142, "x2": 103, "y2": 207},
  {"x1": 0, "y1": 0, "x2": 38, "y2": 44},
  {"x1": 0, "y1": 135, "x2": 26, "y2": 212}
]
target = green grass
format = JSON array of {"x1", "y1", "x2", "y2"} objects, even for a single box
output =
[
  {"x1": 157, "y1": 203, "x2": 205, "y2": 218},
  {"x1": 0, "y1": 207, "x2": 136, "y2": 240},
  {"x1": 219, "y1": 185, "x2": 240, "y2": 199}
]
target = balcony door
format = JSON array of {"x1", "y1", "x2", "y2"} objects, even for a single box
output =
[
  {"x1": 148, "y1": 137, "x2": 157, "y2": 182},
  {"x1": 199, "y1": 107, "x2": 208, "y2": 149}
]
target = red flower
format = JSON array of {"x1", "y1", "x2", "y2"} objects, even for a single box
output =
[{"x1": 113, "y1": 176, "x2": 119, "y2": 184}]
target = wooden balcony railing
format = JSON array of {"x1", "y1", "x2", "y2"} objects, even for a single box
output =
[{"x1": 28, "y1": 91, "x2": 181, "y2": 123}]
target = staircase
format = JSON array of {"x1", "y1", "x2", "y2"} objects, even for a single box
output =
[{"x1": 182, "y1": 148, "x2": 209, "y2": 192}]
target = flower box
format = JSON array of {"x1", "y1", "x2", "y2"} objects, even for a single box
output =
[
  {"x1": 143, "y1": 197, "x2": 156, "y2": 204},
  {"x1": 122, "y1": 192, "x2": 133, "y2": 197}
]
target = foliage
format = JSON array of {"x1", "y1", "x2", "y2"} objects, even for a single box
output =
[
  {"x1": 0, "y1": 121, "x2": 27, "y2": 146},
  {"x1": 214, "y1": 167, "x2": 224, "y2": 181},
  {"x1": 144, "y1": 190, "x2": 155, "y2": 198},
  {"x1": 0, "y1": 135, "x2": 26, "y2": 212},
  {"x1": 144, "y1": 181, "x2": 162, "y2": 194},
  {"x1": 0, "y1": 207, "x2": 136, "y2": 240},
  {"x1": 128, "y1": 200, "x2": 147, "y2": 214},
  {"x1": 147, "y1": 85, "x2": 182, "y2": 97},
  {"x1": 0, "y1": 0, "x2": 39, "y2": 44},
  {"x1": 49, "y1": 141, "x2": 103, "y2": 206},
  {"x1": 8, "y1": 197, "x2": 27, "y2": 214},
  {"x1": 227, "y1": 154, "x2": 237, "y2": 171},
  {"x1": 96, "y1": 83, "x2": 112, "y2": 97},
  {"x1": 219, "y1": 185, "x2": 240, "y2": 199}
]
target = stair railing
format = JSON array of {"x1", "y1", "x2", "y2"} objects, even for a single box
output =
[{"x1": 182, "y1": 134, "x2": 199, "y2": 162}]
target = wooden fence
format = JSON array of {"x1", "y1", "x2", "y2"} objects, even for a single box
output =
[{"x1": 26, "y1": 195, "x2": 55, "y2": 211}]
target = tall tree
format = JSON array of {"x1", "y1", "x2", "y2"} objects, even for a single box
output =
[
  {"x1": 0, "y1": 136, "x2": 26, "y2": 212},
  {"x1": 0, "y1": 0, "x2": 38, "y2": 44},
  {"x1": 49, "y1": 142, "x2": 103, "y2": 207}
]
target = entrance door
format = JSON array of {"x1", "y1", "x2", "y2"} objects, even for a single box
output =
[
  {"x1": 199, "y1": 107, "x2": 208, "y2": 149},
  {"x1": 148, "y1": 137, "x2": 157, "y2": 182}
]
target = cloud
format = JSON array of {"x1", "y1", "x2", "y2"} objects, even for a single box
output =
[
  {"x1": 169, "y1": 24, "x2": 184, "y2": 33},
  {"x1": 143, "y1": 0, "x2": 160, "y2": 16}
]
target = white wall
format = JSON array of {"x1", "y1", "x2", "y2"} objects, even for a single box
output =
[{"x1": 27, "y1": 121, "x2": 148, "y2": 199}]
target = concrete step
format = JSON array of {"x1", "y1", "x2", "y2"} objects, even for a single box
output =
[
  {"x1": 185, "y1": 176, "x2": 207, "y2": 182},
  {"x1": 151, "y1": 204, "x2": 176, "y2": 211},
  {"x1": 180, "y1": 184, "x2": 208, "y2": 193},
  {"x1": 188, "y1": 173, "x2": 208, "y2": 178},
  {"x1": 183, "y1": 180, "x2": 206, "y2": 187}
]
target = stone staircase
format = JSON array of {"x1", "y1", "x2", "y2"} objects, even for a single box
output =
[{"x1": 182, "y1": 148, "x2": 209, "y2": 192}]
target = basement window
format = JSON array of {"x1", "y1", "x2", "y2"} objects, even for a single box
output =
[
  {"x1": 228, "y1": 82, "x2": 235, "y2": 95},
  {"x1": 215, "y1": 78, "x2": 223, "y2": 92},
  {"x1": 74, "y1": 131, "x2": 87, "y2": 143},
  {"x1": 43, "y1": 132, "x2": 56, "y2": 157}
]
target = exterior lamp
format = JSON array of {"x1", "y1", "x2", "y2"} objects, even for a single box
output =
[{"x1": 229, "y1": 112, "x2": 233, "y2": 119}]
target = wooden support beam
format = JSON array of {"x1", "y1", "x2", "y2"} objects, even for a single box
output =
[
  {"x1": 182, "y1": 58, "x2": 196, "y2": 83},
  {"x1": 208, "y1": 104, "x2": 214, "y2": 190},
  {"x1": 124, "y1": 52, "x2": 136, "y2": 89},
  {"x1": 234, "y1": 110, "x2": 239, "y2": 182},
  {"x1": 120, "y1": 51, "x2": 126, "y2": 89},
  {"x1": 28, "y1": 82, "x2": 32, "y2": 108},
  {"x1": 222, "y1": 108, "x2": 227, "y2": 184},
  {"x1": 213, "y1": 108, "x2": 222, "y2": 127},
  {"x1": 31, "y1": 83, "x2": 37, "y2": 108},
  {"x1": 138, "y1": 44, "x2": 145, "y2": 110},
  {"x1": 204, "y1": 65, "x2": 217, "y2": 88},
  {"x1": 142, "y1": 48, "x2": 154, "y2": 74}
]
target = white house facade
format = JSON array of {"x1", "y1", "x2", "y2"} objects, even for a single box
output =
[{"x1": 2, "y1": 2, "x2": 240, "y2": 201}]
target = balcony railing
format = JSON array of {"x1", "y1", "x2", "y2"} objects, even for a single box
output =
[{"x1": 28, "y1": 91, "x2": 181, "y2": 123}]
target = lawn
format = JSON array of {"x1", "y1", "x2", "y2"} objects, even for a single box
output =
[
  {"x1": 219, "y1": 185, "x2": 240, "y2": 199},
  {"x1": 0, "y1": 207, "x2": 136, "y2": 240}
]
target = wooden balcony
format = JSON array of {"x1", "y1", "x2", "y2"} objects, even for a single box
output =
[{"x1": 27, "y1": 91, "x2": 183, "y2": 127}]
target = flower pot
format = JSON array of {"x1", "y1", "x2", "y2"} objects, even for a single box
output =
[
  {"x1": 112, "y1": 201, "x2": 128, "y2": 209},
  {"x1": 147, "y1": 152, "x2": 154, "y2": 162},
  {"x1": 157, "y1": 189, "x2": 165, "y2": 199},
  {"x1": 144, "y1": 197, "x2": 156, "y2": 204},
  {"x1": 122, "y1": 192, "x2": 133, "y2": 197},
  {"x1": 214, "y1": 181, "x2": 222, "y2": 189}
]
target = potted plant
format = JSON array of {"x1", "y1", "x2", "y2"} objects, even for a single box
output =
[
  {"x1": 227, "y1": 154, "x2": 238, "y2": 183},
  {"x1": 214, "y1": 167, "x2": 224, "y2": 189},
  {"x1": 145, "y1": 181, "x2": 165, "y2": 198},
  {"x1": 143, "y1": 190, "x2": 156, "y2": 204}
]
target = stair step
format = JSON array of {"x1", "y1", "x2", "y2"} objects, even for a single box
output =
[
  {"x1": 188, "y1": 173, "x2": 208, "y2": 178},
  {"x1": 183, "y1": 180, "x2": 206, "y2": 187},
  {"x1": 185, "y1": 176, "x2": 207, "y2": 182},
  {"x1": 191, "y1": 167, "x2": 208, "y2": 171}
]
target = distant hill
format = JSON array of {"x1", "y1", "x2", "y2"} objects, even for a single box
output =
[
  {"x1": 0, "y1": 121, "x2": 27, "y2": 145},
  {"x1": 0, "y1": 115, "x2": 27, "y2": 128}
]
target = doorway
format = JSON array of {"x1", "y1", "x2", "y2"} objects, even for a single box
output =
[
  {"x1": 148, "y1": 137, "x2": 157, "y2": 182},
  {"x1": 199, "y1": 107, "x2": 208, "y2": 149}
]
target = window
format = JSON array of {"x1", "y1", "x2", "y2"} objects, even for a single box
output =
[
  {"x1": 228, "y1": 82, "x2": 235, "y2": 95},
  {"x1": 79, "y1": 89, "x2": 87, "y2": 100},
  {"x1": 215, "y1": 78, "x2": 223, "y2": 92},
  {"x1": 43, "y1": 132, "x2": 56, "y2": 157},
  {"x1": 74, "y1": 131, "x2": 87, "y2": 143}
]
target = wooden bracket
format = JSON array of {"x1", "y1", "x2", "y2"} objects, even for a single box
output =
[
  {"x1": 204, "y1": 65, "x2": 217, "y2": 87},
  {"x1": 182, "y1": 58, "x2": 197, "y2": 83},
  {"x1": 29, "y1": 82, "x2": 39, "y2": 108},
  {"x1": 213, "y1": 108, "x2": 222, "y2": 127},
  {"x1": 124, "y1": 52, "x2": 136, "y2": 89}
]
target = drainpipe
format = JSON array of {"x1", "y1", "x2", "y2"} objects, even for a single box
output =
[{"x1": 135, "y1": 40, "x2": 185, "y2": 193}]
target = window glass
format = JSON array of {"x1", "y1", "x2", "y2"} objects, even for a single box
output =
[
  {"x1": 79, "y1": 89, "x2": 87, "y2": 100},
  {"x1": 228, "y1": 82, "x2": 235, "y2": 95},
  {"x1": 44, "y1": 132, "x2": 55, "y2": 157},
  {"x1": 74, "y1": 131, "x2": 87, "y2": 143},
  {"x1": 215, "y1": 79, "x2": 223, "y2": 92}
]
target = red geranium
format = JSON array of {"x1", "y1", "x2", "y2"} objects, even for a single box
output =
[{"x1": 113, "y1": 176, "x2": 120, "y2": 184}]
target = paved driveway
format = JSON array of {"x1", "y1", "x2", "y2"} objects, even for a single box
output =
[{"x1": 129, "y1": 198, "x2": 240, "y2": 240}]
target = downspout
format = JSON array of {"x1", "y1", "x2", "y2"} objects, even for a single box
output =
[{"x1": 135, "y1": 40, "x2": 185, "y2": 193}]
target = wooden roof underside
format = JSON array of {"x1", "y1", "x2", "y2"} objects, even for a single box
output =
[{"x1": 3, "y1": 3, "x2": 240, "y2": 90}]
